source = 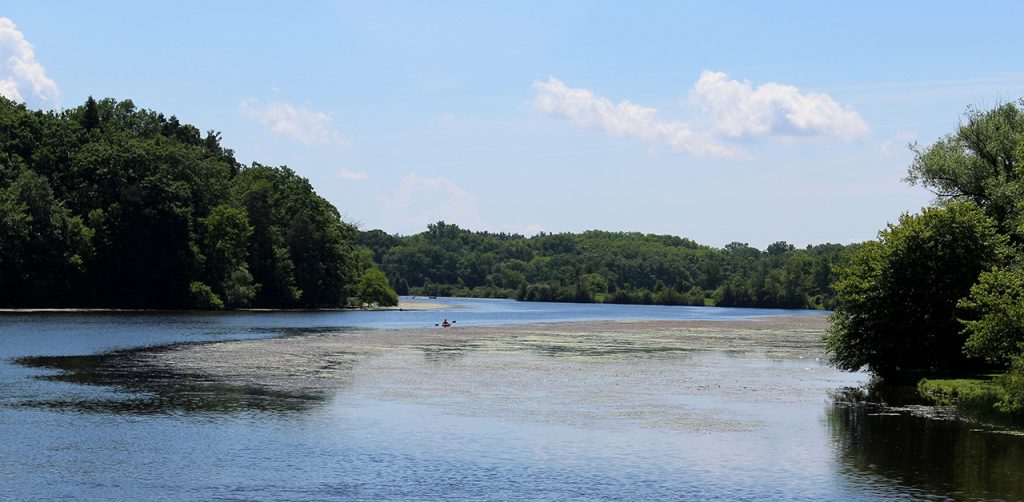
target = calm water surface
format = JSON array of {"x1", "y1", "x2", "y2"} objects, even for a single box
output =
[{"x1": 1, "y1": 298, "x2": 1022, "y2": 500}]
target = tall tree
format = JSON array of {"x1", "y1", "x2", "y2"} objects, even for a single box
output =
[{"x1": 906, "y1": 101, "x2": 1024, "y2": 236}]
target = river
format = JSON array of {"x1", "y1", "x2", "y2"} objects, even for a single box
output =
[{"x1": 1, "y1": 298, "x2": 1022, "y2": 500}]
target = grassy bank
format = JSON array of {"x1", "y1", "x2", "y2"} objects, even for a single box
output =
[{"x1": 918, "y1": 374, "x2": 1024, "y2": 425}]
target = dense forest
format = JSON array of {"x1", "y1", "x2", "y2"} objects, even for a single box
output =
[
  {"x1": 826, "y1": 101, "x2": 1024, "y2": 419},
  {"x1": 0, "y1": 96, "x2": 395, "y2": 309},
  {"x1": 360, "y1": 224, "x2": 854, "y2": 309}
]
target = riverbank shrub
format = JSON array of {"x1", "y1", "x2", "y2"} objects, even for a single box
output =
[
  {"x1": 918, "y1": 370, "x2": 1024, "y2": 423},
  {"x1": 959, "y1": 267, "x2": 1024, "y2": 364},
  {"x1": 355, "y1": 268, "x2": 398, "y2": 307},
  {"x1": 826, "y1": 202, "x2": 1008, "y2": 376},
  {"x1": 188, "y1": 281, "x2": 224, "y2": 310},
  {"x1": 998, "y1": 355, "x2": 1024, "y2": 414}
]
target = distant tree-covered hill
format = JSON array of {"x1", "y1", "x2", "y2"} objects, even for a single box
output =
[
  {"x1": 0, "y1": 96, "x2": 385, "y2": 309},
  {"x1": 360, "y1": 222, "x2": 856, "y2": 309}
]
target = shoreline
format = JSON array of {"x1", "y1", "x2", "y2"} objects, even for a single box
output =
[{"x1": 0, "y1": 299, "x2": 453, "y2": 314}]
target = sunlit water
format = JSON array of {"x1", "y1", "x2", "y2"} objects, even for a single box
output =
[{"x1": 1, "y1": 298, "x2": 1022, "y2": 500}]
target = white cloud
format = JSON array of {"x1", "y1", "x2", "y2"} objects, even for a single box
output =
[
  {"x1": 689, "y1": 70, "x2": 869, "y2": 139},
  {"x1": 532, "y1": 71, "x2": 868, "y2": 156},
  {"x1": 0, "y1": 18, "x2": 59, "y2": 108},
  {"x1": 532, "y1": 77, "x2": 733, "y2": 157},
  {"x1": 380, "y1": 173, "x2": 486, "y2": 233},
  {"x1": 337, "y1": 168, "x2": 368, "y2": 181},
  {"x1": 239, "y1": 98, "x2": 345, "y2": 145}
]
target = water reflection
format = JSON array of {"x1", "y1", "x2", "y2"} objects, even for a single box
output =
[
  {"x1": 14, "y1": 348, "x2": 326, "y2": 415},
  {"x1": 828, "y1": 388, "x2": 1024, "y2": 501}
]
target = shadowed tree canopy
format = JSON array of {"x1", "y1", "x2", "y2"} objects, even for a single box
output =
[
  {"x1": 0, "y1": 96, "x2": 379, "y2": 309},
  {"x1": 959, "y1": 267, "x2": 1024, "y2": 365},
  {"x1": 825, "y1": 202, "x2": 1008, "y2": 377}
]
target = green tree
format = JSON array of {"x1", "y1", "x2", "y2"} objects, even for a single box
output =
[
  {"x1": 906, "y1": 101, "x2": 1024, "y2": 236},
  {"x1": 958, "y1": 267, "x2": 1024, "y2": 364},
  {"x1": 232, "y1": 164, "x2": 357, "y2": 308},
  {"x1": 222, "y1": 266, "x2": 258, "y2": 308},
  {"x1": 188, "y1": 281, "x2": 224, "y2": 310},
  {"x1": 80, "y1": 96, "x2": 100, "y2": 130},
  {"x1": 826, "y1": 202, "x2": 1008, "y2": 376},
  {"x1": 198, "y1": 204, "x2": 253, "y2": 303},
  {"x1": 0, "y1": 96, "x2": 359, "y2": 309},
  {"x1": 356, "y1": 268, "x2": 398, "y2": 307},
  {"x1": 0, "y1": 168, "x2": 92, "y2": 306}
]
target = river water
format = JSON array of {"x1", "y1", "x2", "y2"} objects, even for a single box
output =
[{"x1": 1, "y1": 298, "x2": 1022, "y2": 500}]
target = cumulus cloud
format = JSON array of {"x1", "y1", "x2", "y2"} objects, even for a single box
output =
[
  {"x1": 337, "y1": 168, "x2": 369, "y2": 181},
  {"x1": 239, "y1": 98, "x2": 344, "y2": 145},
  {"x1": 0, "y1": 18, "x2": 59, "y2": 108},
  {"x1": 532, "y1": 77, "x2": 733, "y2": 157},
  {"x1": 689, "y1": 70, "x2": 868, "y2": 139},
  {"x1": 380, "y1": 173, "x2": 486, "y2": 233},
  {"x1": 532, "y1": 71, "x2": 868, "y2": 156}
]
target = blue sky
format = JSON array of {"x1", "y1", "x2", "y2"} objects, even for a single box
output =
[{"x1": 3, "y1": 1, "x2": 1024, "y2": 248}]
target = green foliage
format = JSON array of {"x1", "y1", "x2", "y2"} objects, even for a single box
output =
[
  {"x1": 918, "y1": 376, "x2": 1002, "y2": 408},
  {"x1": 959, "y1": 267, "x2": 1024, "y2": 364},
  {"x1": 918, "y1": 366, "x2": 1024, "y2": 422},
  {"x1": 81, "y1": 96, "x2": 100, "y2": 131},
  {"x1": 188, "y1": 281, "x2": 224, "y2": 310},
  {"x1": 231, "y1": 164, "x2": 357, "y2": 307},
  {"x1": 906, "y1": 100, "x2": 1024, "y2": 237},
  {"x1": 222, "y1": 265, "x2": 258, "y2": 308},
  {"x1": 825, "y1": 202, "x2": 1007, "y2": 376},
  {"x1": 999, "y1": 355, "x2": 1024, "y2": 414},
  {"x1": 355, "y1": 268, "x2": 398, "y2": 307},
  {"x1": 0, "y1": 167, "x2": 92, "y2": 306},
  {"x1": 0, "y1": 96, "x2": 359, "y2": 309},
  {"x1": 199, "y1": 204, "x2": 253, "y2": 301},
  {"x1": 367, "y1": 222, "x2": 850, "y2": 309}
]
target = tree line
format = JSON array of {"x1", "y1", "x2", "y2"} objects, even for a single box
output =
[
  {"x1": 826, "y1": 101, "x2": 1024, "y2": 418},
  {"x1": 359, "y1": 224, "x2": 854, "y2": 310},
  {"x1": 0, "y1": 96, "x2": 395, "y2": 309}
]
